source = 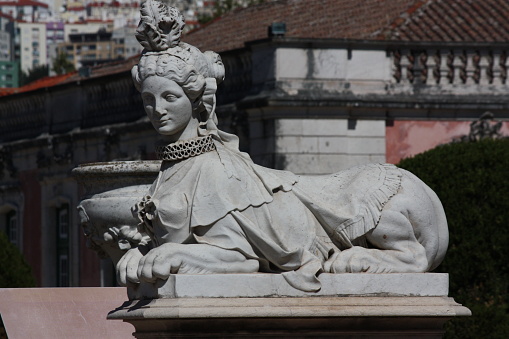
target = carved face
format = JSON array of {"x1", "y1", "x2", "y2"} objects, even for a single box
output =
[{"x1": 141, "y1": 76, "x2": 194, "y2": 137}]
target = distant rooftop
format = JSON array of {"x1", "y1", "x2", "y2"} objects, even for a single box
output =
[
  {"x1": 379, "y1": 0, "x2": 509, "y2": 42},
  {"x1": 185, "y1": 0, "x2": 509, "y2": 52},
  {"x1": 0, "y1": 0, "x2": 49, "y2": 8},
  {"x1": 0, "y1": 56, "x2": 138, "y2": 97}
]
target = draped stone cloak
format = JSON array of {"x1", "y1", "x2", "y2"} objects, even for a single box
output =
[{"x1": 134, "y1": 134, "x2": 402, "y2": 292}]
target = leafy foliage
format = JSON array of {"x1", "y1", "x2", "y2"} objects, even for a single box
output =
[
  {"x1": 398, "y1": 138, "x2": 509, "y2": 338},
  {"x1": 52, "y1": 52, "x2": 75, "y2": 75},
  {"x1": 19, "y1": 64, "x2": 49, "y2": 86},
  {"x1": 0, "y1": 232, "x2": 36, "y2": 287}
]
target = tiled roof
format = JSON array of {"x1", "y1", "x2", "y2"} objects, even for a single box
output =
[
  {"x1": 0, "y1": 73, "x2": 74, "y2": 97},
  {"x1": 61, "y1": 56, "x2": 139, "y2": 84},
  {"x1": 0, "y1": 56, "x2": 139, "y2": 97},
  {"x1": 185, "y1": 0, "x2": 418, "y2": 52},
  {"x1": 379, "y1": 0, "x2": 509, "y2": 42},
  {"x1": 0, "y1": 0, "x2": 49, "y2": 8},
  {"x1": 185, "y1": 0, "x2": 509, "y2": 52}
]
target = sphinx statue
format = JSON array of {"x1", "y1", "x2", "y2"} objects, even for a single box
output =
[{"x1": 108, "y1": 0, "x2": 448, "y2": 293}]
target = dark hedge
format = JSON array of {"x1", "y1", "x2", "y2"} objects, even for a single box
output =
[
  {"x1": 0, "y1": 232, "x2": 36, "y2": 288},
  {"x1": 398, "y1": 138, "x2": 509, "y2": 338}
]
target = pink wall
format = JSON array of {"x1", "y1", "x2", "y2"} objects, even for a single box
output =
[{"x1": 386, "y1": 120, "x2": 509, "y2": 164}]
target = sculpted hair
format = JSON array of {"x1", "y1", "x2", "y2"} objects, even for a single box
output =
[{"x1": 132, "y1": 53, "x2": 206, "y2": 102}]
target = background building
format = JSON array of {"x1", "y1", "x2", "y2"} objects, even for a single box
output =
[
  {"x1": 0, "y1": 60, "x2": 18, "y2": 86},
  {"x1": 18, "y1": 22, "x2": 47, "y2": 72},
  {"x1": 0, "y1": 0, "x2": 50, "y2": 23},
  {"x1": 0, "y1": 28, "x2": 9, "y2": 60},
  {"x1": 57, "y1": 29, "x2": 124, "y2": 68},
  {"x1": 0, "y1": 0, "x2": 508, "y2": 287}
]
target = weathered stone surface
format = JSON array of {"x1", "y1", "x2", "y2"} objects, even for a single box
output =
[
  {"x1": 128, "y1": 273, "x2": 450, "y2": 300},
  {"x1": 108, "y1": 294, "x2": 470, "y2": 338},
  {"x1": 0, "y1": 287, "x2": 133, "y2": 339}
]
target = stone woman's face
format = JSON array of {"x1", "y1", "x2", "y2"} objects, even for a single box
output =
[{"x1": 141, "y1": 76, "x2": 193, "y2": 136}]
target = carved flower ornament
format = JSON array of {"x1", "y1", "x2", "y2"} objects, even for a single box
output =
[{"x1": 133, "y1": 195, "x2": 157, "y2": 237}]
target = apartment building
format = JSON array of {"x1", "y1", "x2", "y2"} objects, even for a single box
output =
[
  {"x1": 0, "y1": 29, "x2": 8, "y2": 60},
  {"x1": 57, "y1": 29, "x2": 123, "y2": 69},
  {"x1": 0, "y1": 0, "x2": 50, "y2": 23},
  {"x1": 18, "y1": 22, "x2": 47, "y2": 73},
  {"x1": 0, "y1": 60, "x2": 18, "y2": 87}
]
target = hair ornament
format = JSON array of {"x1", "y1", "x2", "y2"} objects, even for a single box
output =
[{"x1": 135, "y1": 0, "x2": 185, "y2": 51}]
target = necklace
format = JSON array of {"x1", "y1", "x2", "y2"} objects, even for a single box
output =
[{"x1": 156, "y1": 135, "x2": 216, "y2": 161}]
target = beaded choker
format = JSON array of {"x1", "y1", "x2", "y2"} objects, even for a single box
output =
[{"x1": 156, "y1": 135, "x2": 216, "y2": 161}]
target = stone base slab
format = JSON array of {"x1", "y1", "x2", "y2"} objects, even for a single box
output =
[
  {"x1": 128, "y1": 273, "x2": 449, "y2": 299},
  {"x1": 110, "y1": 273, "x2": 471, "y2": 338},
  {"x1": 108, "y1": 296, "x2": 471, "y2": 338}
]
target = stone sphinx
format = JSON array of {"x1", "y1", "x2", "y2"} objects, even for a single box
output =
[{"x1": 80, "y1": 0, "x2": 448, "y2": 294}]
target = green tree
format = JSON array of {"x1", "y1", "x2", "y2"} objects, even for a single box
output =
[
  {"x1": 52, "y1": 52, "x2": 76, "y2": 75},
  {"x1": 0, "y1": 232, "x2": 36, "y2": 287},
  {"x1": 19, "y1": 64, "x2": 49, "y2": 86},
  {"x1": 398, "y1": 138, "x2": 509, "y2": 338}
]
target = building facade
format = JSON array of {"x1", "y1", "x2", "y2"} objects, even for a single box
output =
[
  {"x1": 57, "y1": 29, "x2": 123, "y2": 69},
  {"x1": 18, "y1": 22, "x2": 47, "y2": 72},
  {"x1": 0, "y1": 60, "x2": 18, "y2": 87},
  {"x1": 0, "y1": 29, "x2": 8, "y2": 60}
]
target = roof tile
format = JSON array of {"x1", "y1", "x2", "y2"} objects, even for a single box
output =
[{"x1": 185, "y1": 0, "x2": 509, "y2": 52}]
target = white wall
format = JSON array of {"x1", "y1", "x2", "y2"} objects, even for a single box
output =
[
  {"x1": 274, "y1": 118, "x2": 386, "y2": 174},
  {"x1": 19, "y1": 22, "x2": 47, "y2": 73}
]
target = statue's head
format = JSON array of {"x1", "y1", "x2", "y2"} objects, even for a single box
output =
[{"x1": 132, "y1": 0, "x2": 224, "y2": 139}]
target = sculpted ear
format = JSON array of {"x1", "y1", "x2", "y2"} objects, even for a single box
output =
[{"x1": 132, "y1": 65, "x2": 141, "y2": 92}]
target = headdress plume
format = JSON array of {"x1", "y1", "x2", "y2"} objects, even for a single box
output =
[{"x1": 135, "y1": 0, "x2": 185, "y2": 51}]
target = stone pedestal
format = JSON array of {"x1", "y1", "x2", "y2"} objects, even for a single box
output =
[{"x1": 107, "y1": 273, "x2": 471, "y2": 338}]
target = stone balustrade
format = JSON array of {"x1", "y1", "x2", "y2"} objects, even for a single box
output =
[{"x1": 392, "y1": 48, "x2": 508, "y2": 88}]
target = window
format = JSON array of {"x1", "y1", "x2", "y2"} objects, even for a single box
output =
[
  {"x1": 58, "y1": 254, "x2": 69, "y2": 287},
  {"x1": 58, "y1": 208, "x2": 68, "y2": 239},
  {"x1": 6, "y1": 210, "x2": 17, "y2": 247},
  {"x1": 56, "y1": 204, "x2": 70, "y2": 286}
]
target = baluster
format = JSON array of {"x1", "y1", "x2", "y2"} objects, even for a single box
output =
[
  {"x1": 479, "y1": 50, "x2": 490, "y2": 85},
  {"x1": 392, "y1": 50, "x2": 402, "y2": 83},
  {"x1": 443, "y1": 50, "x2": 453, "y2": 84},
  {"x1": 491, "y1": 50, "x2": 502, "y2": 86},
  {"x1": 464, "y1": 50, "x2": 475, "y2": 85},
  {"x1": 418, "y1": 51, "x2": 427, "y2": 84},
  {"x1": 425, "y1": 49, "x2": 437, "y2": 85},
  {"x1": 452, "y1": 50, "x2": 463, "y2": 84},
  {"x1": 400, "y1": 49, "x2": 411, "y2": 84},
  {"x1": 500, "y1": 51, "x2": 507, "y2": 85}
]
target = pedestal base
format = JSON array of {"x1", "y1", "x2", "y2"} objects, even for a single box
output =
[{"x1": 108, "y1": 274, "x2": 471, "y2": 338}]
